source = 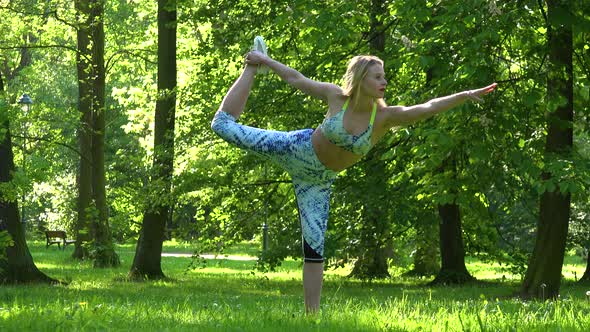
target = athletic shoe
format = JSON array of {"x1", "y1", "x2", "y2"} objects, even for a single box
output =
[{"x1": 253, "y1": 36, "x2": 269, "y2": 74}]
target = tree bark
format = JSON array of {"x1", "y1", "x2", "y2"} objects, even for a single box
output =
[
  {"x1": 580, "y1": 250, "x2": 590, "y2": 282},
  {"x1": 404, "y1": 212, "x2": 439, "y2": 277},
  {"x1": 73, "y1": 0, "x2": 94, "y2": 260},
  {"x1": 349, "y1": 0, "x2": 391, "y2": 280},
  {"x1": 425, "y1": 16, "x2": 472, "y2": 283},
  {"x1": 349, "y1": 145, "x2": 392, "y2": 279},
  {"x1": 414, "y1": 10, "x2": 469, "y2": 283},
  {"x1": 0, "y1": 73, "x2": 57, "y2": 284},
  {"x1": 521, "y1": 0, "x2": 573, "y2": 299},
  {"x1": 129, "y1": 0, "x2": 177, "y2": 280},
  {"x1": 430, "y1": 201, "x2": 474, "y2": 284},
  {"x1": 73, "y1": 0, "x2": 119, "y2": 267},
  {"x1": 89, "y1": 0, "x2": 119, "y2": 268}
]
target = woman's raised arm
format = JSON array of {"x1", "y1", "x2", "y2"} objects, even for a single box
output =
[
  {"x1": 245, "y1": 51, "x2": 341, "y2": 102},
  {"x1": 382, "y1": 83, "x2": 497, "y2": 127}
]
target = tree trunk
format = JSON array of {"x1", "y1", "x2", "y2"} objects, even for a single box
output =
[
  {"x1": 348, "y1": 0, "x2": 391, "y2": 280},
  {"x1": 0, "y1": 73, "x2": 57, "y2": 284},
  {"x1": 129, "y1": 0, "x2": 177, "y2": 280},
  {"x1": 73, "y1": 0, "x2": 93, "y2": 260},
  {"x1": 72, "y1": 0, "x2": 119, "y2": 267},
  {"x1": 89, "y1": 0, "x2": 119, "y2": 268},
  {"x1": 580, "y1": 250, "x2": 590, "y2": 282},
  {"x1": 349, "y1": 166, "x2": 392, "y2": 279},
  {"x1": 415, "y1": 12, "x2": 452, "y2": 281},
  {"x1": 521, "y1": 0, "x2": 573, "y2": 299},
  {"x1": 431, "y1": 154, "x2": 474, "y2": 285},
  {"x1": 422, "y1": 6, "x2": 473, "y2": 284},
  {"x1": 404, "y1": 212, "x2": 439, "y2": 277},
  {"x1": 430, "y1": 201, "x2": 474, "y2": 284},
  {"x1": 349, "y1": 146, "x2": 392, "y2": 279}
]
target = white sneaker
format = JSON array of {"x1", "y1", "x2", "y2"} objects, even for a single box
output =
[{"x1": 253, "y1": 36, "x2": 269, "y2": 74}]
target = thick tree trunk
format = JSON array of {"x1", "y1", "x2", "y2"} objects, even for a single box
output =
[
  {"x1": 72, "y1": 0, "x2": 119, "y2": 267},
  {"x1": 73, "y1": 0, "x2": 93, "y2": 260},
  {"x1": 89, "y1": 0, "x2": 118, "y2": 268},
  {"x1": 422, "y1": 6, "x2": 472, "y2": 284},
  {"x1": 521, "y1": 0, "x2": 573, "y2": 299},
  {"x1": 129, "y1": 0, "x2": 177, "y2": 280},
  {"x1": 0, "y1": 74, "x2": 57, "y2": 284},
  {"x1": 349, "y1": 167, "x2": 392, "y2": 280},
  {"x1": 430, "y1": 202, "x2": 474, "y2": 284},
  {"x1": 430, "y1": 132, "x2": 473, "y2": 283},
  {"x1": 348, "y1": 0, "x2": 391, "y2": 280},
  {"x1": 404, "y1": 212, "x2": 439, "y2": 277},
  {"x1": 350, "y1": 146, "x2": 391, "y2": 279},
  {"x1": 580, "y1": 250, "x2": 590, "y2": 282},
  {"x1": 415, "y1": 13, "x2": 451, "y2": 281}
]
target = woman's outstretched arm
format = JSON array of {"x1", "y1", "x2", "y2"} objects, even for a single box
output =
[
  {"x1": 382, "y1": 83, "x2": 497, "y2": 127},
  {"x1": 245, "y1": 51, "x2": 341, "y2": 102}
]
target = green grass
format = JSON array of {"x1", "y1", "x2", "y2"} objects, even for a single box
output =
[{"x1": 2, "y1": 241, "x2": 590, "y2": 331}]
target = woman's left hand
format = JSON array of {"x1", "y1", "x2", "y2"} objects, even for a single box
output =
[
  {"x1": 244, "y1": 51, "x2": 268, "y2": 66},
  {"x1": 466, "y1": 83, "x2": 497, "y2": 102}
]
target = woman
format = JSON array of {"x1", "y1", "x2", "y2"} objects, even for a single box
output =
[{"x1": 211, "y1": 50, "x2": 497, "y2": 313}]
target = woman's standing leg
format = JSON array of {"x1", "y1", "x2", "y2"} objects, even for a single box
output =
[
  {"x1": 292, "y1": 174, "x2": 335, "y2": 315},
  {"x1": 303, "y1": 262, "x2": 324, "y2": 314},
  {"x1": 283, "y1": 130, "x2": 338, "y2": 315},
  {"x1": 218, "y1": 64, "x2": 257, "y2": 119}
]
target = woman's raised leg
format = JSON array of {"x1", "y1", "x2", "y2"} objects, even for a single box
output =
[{"x1": 218, "y1": 64, "x2": 257, "y2": 120}]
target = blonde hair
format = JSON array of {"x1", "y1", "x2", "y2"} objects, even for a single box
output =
[{"x1": 341, "y1": 55, "x2": 386, "y2": 109}]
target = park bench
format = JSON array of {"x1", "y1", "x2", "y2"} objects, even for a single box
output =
[{"x1": 45, "y1": 230, "x2": 76, "y2": 250}]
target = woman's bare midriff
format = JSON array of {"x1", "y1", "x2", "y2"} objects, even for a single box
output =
[{"x1": 311, "y1": 129, "x2": 363, "y2": 172}]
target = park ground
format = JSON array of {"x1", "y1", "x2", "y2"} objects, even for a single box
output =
[{"x1": 1, "y1": 240, "x2": 590, "y2": 331}]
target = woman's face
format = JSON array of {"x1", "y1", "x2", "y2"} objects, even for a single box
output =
[{"x1": 360, "y1": 63, "x2": 387, "y2": 99}]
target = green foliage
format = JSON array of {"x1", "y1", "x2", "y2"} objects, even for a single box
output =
[{"x1": 1, "y1": 0, "x2": 590, "y2": 277}]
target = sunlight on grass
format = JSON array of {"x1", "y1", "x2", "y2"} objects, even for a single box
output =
[
  {"x1": 465, "y1": 258, "x2": 521, "y2": 281},
  {"x1": 3, "y1": 240, "x2": 590, "y2": 331},
  {"x1": 563, "y1": 254, "x2": 587, "y2": 281}
]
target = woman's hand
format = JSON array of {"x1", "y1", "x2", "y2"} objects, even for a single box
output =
[
  {"x1": 244, "y1": 51, "x2": 269, "y2": 66},
  {"x1": 465, "y1": 83, "x2": 497, "y2": 102}
]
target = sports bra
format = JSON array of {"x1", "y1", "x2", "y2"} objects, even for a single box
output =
[{"x1": 319, "y1": 99, "x2": 377, "y2": 155}]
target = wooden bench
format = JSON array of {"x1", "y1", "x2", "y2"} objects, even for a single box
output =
[{"x1": 45, "y1": 230, "x2": 76, "y2": 249}]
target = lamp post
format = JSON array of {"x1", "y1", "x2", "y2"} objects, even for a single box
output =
[{"x1": 17, "y1": 93, "x2": 32, "y2": 230}]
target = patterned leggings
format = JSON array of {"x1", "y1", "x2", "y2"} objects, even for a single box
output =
[{"x1": 211, "y1": 111, "x2": 339, "y2": 262}]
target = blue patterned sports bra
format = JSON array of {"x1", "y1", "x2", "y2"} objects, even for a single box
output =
[{"x1": 319, "y1": 99, "x2": 377, "y2": 155}]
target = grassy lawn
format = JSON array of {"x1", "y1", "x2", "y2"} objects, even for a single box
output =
[{"x1": 1, "y1": 240, "x2": 590, "y2": 331}]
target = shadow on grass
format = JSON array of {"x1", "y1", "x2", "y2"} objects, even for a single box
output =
[
  {"x1": 26, "y1": 242, "x2": 524, "y2": 303},
  {"x1": 7, "y1": 242, "x2": 590, "y2": 331}
]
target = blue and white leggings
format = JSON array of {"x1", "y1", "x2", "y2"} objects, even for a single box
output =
[{"x1": 211, "y1": 111, "x2": 339, "y2": 262}]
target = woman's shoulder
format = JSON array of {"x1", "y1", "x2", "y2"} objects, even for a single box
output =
[
  {"x1": 374, "y1": 103, "x2": 408, "y2": 130},
  {"x1": 323, "y1": 85, "x2": 346, "y2": 99},
  {"x1": 325, "y1": 93, "x2": 349, "y2": 115}
]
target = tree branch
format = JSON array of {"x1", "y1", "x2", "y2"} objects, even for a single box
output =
[
  {"x1": 0, "y1": 4, "x2": 77, "y2": 29},
  {"x1": 105, "y1": 49, "x2": 157, "y2": 75},
  {"x1": 11, "y1": 133, "x2": 91, "y2": 164},
  {"x1": 574, "y1": 49, "x2": 590, "y2": 79},
  {"x1": 536, "y1": 0, "x2": 548, "y2": 25},
  {"x1": 0, "y1": 44, "x2": 78, "y2": 54},
  {"x1": 241, "y1": 179, "x2": 292, "y2": 187},
  {"x1": 45, "y1": 9, "x2": 78, "y2": 29}
]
